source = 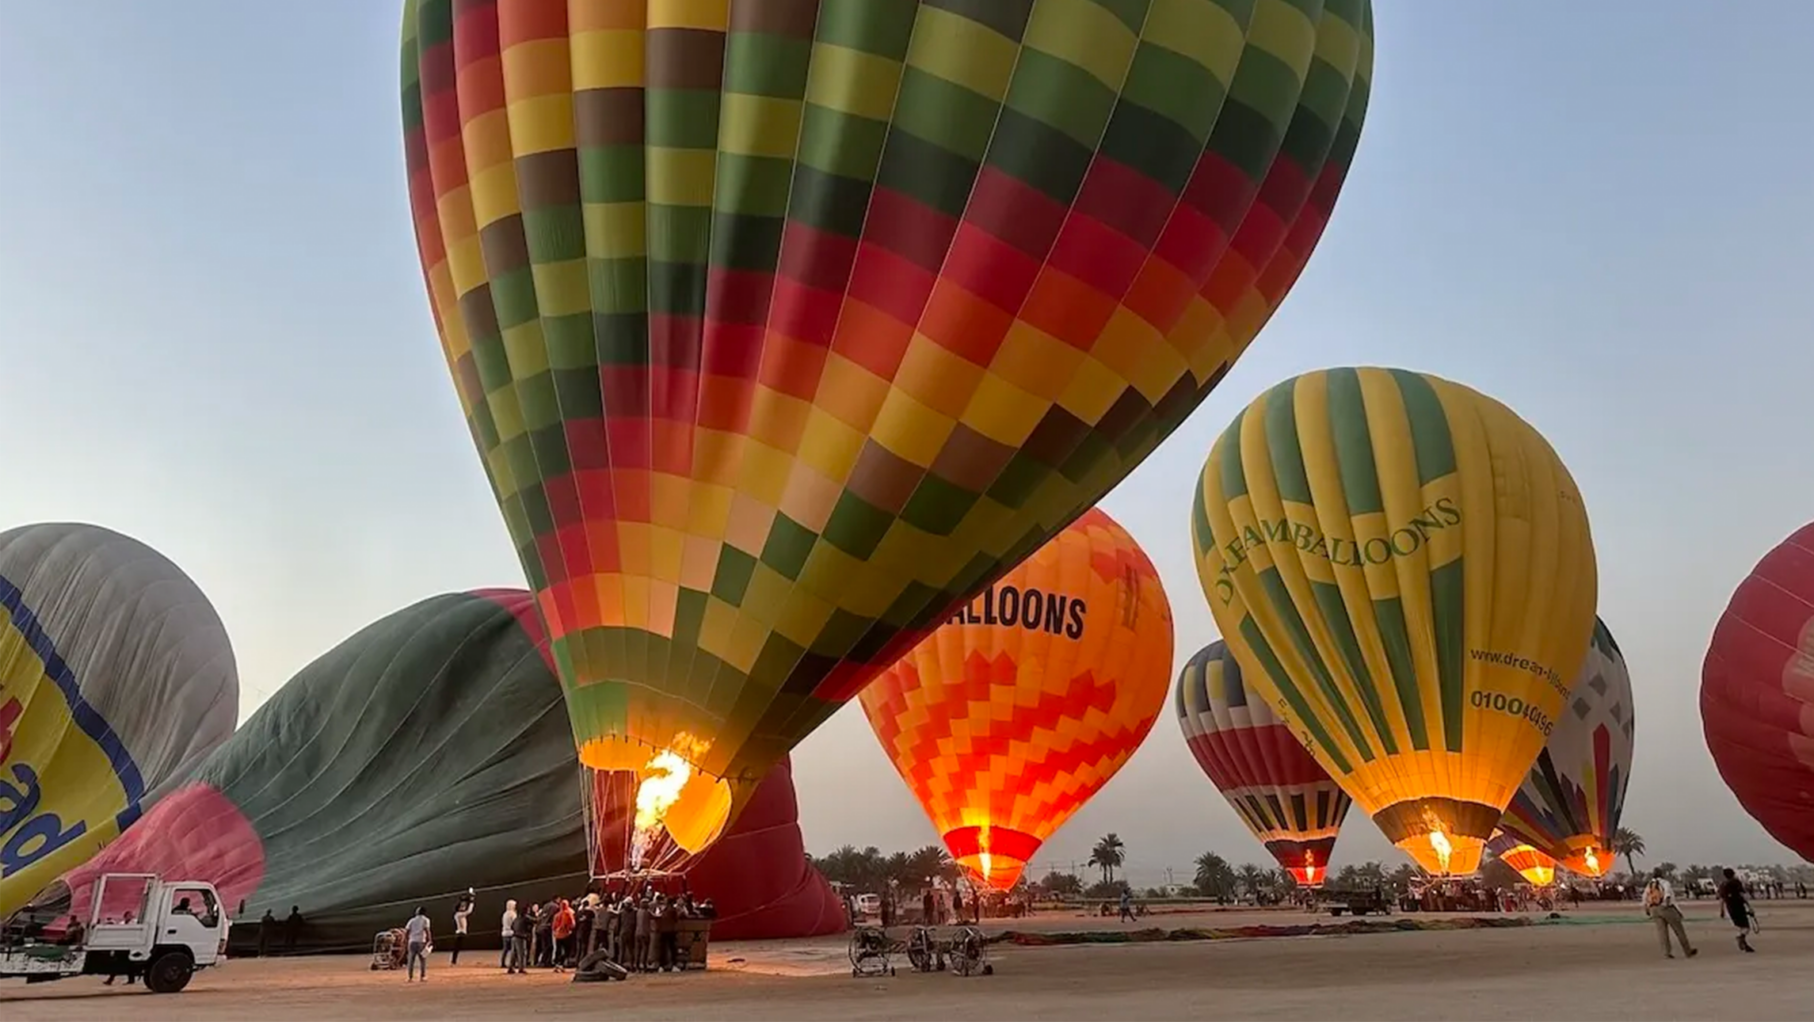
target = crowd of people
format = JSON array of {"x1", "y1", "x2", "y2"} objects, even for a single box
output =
[
  {"x1": 387, "y1": 883, "x2": 719, "y2": 982},
  {"x1": 499, "y1": 887, "x2": 716, "y2": 976}
]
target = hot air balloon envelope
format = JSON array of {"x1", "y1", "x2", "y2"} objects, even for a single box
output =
[
  {"x1": 861, "y1": 508, "x2": 1172, "y2": 889},
  {"x1": 1176, "y1": 640, "x2": 1351, "y2": 886},
  {"x1": 0, "y1": 523, "x2": 238, "y2": 917},
  {"x1": 399, "y1": 0, "x2": 1374, "y2": 866},
  {"x1": 1701, "y1": 523, "x2": 1814, "y2": 862},
  {"x1": 1499, "y1": 617, "x2": 1634, "y2": 877},
  {"x1": 1487, "y1": 831, "x2": 1557, "y2": 887},
  {"x1": 1191, "y1": 368, "x2": 1598, "y2": 876}
]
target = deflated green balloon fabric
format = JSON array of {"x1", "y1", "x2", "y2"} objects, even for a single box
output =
[{"x1": 45, "y1": 590, "x2": 842, "y2": 950}]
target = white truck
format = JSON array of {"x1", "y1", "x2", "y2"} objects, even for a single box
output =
[{"x1": 1, "y1": 873, "x2": 230, "y2": 993}]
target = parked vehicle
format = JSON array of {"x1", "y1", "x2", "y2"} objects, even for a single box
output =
[{"x1": 1, "y1": 873, "x2": 229, "y2": 993}]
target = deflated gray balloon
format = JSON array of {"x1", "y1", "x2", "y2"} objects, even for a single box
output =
[{"x1": 0, "y1": 522, "x2": 239, "y2": 915}]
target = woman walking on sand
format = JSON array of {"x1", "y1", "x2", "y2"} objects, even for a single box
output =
[{"x1": 1718, "y1": 869, "x2": 1757, "y2": 953}]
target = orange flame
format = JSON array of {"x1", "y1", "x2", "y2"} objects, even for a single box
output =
[{"x1": 628, "y1": 734, "x2": 709, "y2": 870}]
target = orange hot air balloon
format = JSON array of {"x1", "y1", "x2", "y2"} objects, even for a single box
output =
[
  {"x1": 859, "y1": 509, "x2": 1172, "y2": 890},
  {"x1": 1487, "y1": 831, "x2": 1557, "y2": 887}
]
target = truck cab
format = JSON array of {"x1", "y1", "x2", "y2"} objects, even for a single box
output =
[{"x1": 1, "y1": 873, "x2": 230, "y2": 993}]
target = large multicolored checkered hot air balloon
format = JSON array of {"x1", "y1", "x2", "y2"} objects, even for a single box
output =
[
  {"x1": 1497, "y1": 617, "x2": 1634, "y2": 878},
  {"x1": 0, "y1": 524, "x2": 238, "y2": 918},
  {"x1": 1175, "y1": 639, "x2": 1350, "y2": 886},
  {"x1": 1190, "y1": 368, "x2": 1599, "y2": 877},
  {"x1": 1701, "y1": 522, "x2": 1814, "y2": 862},
  {"x1": 400, "y1": 0, "x2": 1374, "y2": 865},
  {"x1": 859, "y1": 508, "x2": 1172, "y2": 889}
]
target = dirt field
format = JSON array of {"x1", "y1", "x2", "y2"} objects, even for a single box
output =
[{"x1": 7, "y1": 901, "x2": 1811, "y2": 1021}]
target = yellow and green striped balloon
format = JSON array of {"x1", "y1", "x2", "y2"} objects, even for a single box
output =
[{"x1": 1190, "y1": 367, "x2": 1597, "y2": 876}]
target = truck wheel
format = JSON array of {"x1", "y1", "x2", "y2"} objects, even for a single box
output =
[{"x1": 145, "y1": 952, "x2": 195, "y2": 994}]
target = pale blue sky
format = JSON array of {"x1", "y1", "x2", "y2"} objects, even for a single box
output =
[{"x1": 3, "y1": 1, "x2": 1809, "y2": 881}]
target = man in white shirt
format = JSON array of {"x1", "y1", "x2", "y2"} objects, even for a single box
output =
[
  {"x1": 1643, "y1": 873, "x2": 1697, "y2": 959},
  {"x1": 404, "y1": 907, "x2": 433, "y2": 981}
]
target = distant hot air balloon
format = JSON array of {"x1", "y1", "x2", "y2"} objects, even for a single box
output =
[
  {"x1": 1176, "y1": 640, "x2": 1350, "y2": 887},
  {"x1": 0, "y1": 523, "x2": 238, "y2": 917},
  {"x1": 1701, "y1": 523, "x2": 1814, "y2": 862},
  {"x1": 859, "y1": 508, "x2": 1171, "y2": 889},
  {"x1": 1486, "y1": 831, "x2": 1556, "y2": 887},
  {"x1": 399, "y1": 0, "x2": 1374, "y2": 867},
  {"x1": 1498, "y1": 617, "x2": 1634, "y2": 878},
  {"x1": 25, "y1": 590, "x2": 844, "y2": 949},
  {"x1": 1190, "y1": 368, "x2": 1599, "y2": 876}
]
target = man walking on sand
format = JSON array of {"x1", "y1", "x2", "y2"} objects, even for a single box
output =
[
  {"x1": 1643, "y1": 871, "x2": 1696, "y2": 960},
  {"x1": 404, "y1": 907, "x2": 432, "y2": 982},
  {"x1": 1717, "y1": 868, "x2": 1757, "y2": 953}
]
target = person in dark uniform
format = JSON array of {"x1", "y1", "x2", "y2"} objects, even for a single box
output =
[
  {"x1": 284, "y1": 906, "x2": 305, "y2": 954},
  {"x1": 657, "y1": 896, "x2": 679, "y2": 971},
  {"x1": 1718, "y1": 868, "x2": 1756, "y2": 953},
  {"x1": 451, "y1": 889, "x2": 473, "y2": 964},
  {"x1": 257, "y1": 910, "x2": 276, "y2": 957}
]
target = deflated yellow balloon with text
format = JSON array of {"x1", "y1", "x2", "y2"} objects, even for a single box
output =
[
  {"x1": 1190, "y1": 367, "x2": 1597, "y2": 875},
  {"x1": 0, "y1": 620, "x2": 130, "y2": 915}
]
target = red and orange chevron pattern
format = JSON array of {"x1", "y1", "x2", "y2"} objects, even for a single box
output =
[{"x1": 860, "y1": 508, "x2": 1172, "y2": 889}]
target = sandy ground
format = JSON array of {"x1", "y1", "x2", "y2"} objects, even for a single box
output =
[{"x1": 7, "y1": 901, "x2": 1811, "y2": 1021}]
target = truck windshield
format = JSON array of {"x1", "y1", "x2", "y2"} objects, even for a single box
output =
[{"x1": 172, "y1": 888, "x2": 220, "y2": 928}]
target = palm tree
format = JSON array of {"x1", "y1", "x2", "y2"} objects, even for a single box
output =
[
  {"x1": 906, "y1": 845, "x2": 950, "y2": 886},
  {"x1": 1613, "y1": 827, "x2": 1646, "y2": 876},
  {"x1": 1089, "y1": 833, "x2": 1127, "y2": 885},
  {"x1": 817, "y1": 844, "x2": 862, "y2": 886},
  {"x1": 1387, "y1": 863, "x2": 1419, "y2": 892},
  {"x1": 1236, "y1": 863, "x2": 1268, "y2": 899},
  {"x1": 884, "y1": 850, "x2": 911, "y2": 886},
  {"x1": 1194, "y1": 851, "x2": 1235, "y2": 900}
]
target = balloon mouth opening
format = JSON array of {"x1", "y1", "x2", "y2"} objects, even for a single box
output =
[
  {"x1": 1393, "y1": 829, "x2": 1484, "y2": 877},
  {"x1": 1375, "y1": 800, "x2": 1496, "y2": 876},
  {"x1": 943, "y1": 825, "x2": 1040, "y2": 891},
  {"x1": 957, "y1": 853, "x2": 1027, "y2": 891},
  {"x1": 1289, "y1": 855, "x2": 1323, "y2": 888},
  {"x1": 1494, "y1": 841, "x2": 1558, "y2": 887},
  {"x1": 1564, "y1": 844, "x2": 1607, "y2": 878},
  {"x1": 580, "y1": 735, "x2": 732, "y2": 872},
  {"x1": 1515, "y1": 866, "x2": 1556, "y2": 886}
]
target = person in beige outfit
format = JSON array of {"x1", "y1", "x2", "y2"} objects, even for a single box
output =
[{"x1": 1644, "y1": 873, "x2": 1697, "y2": 959}]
